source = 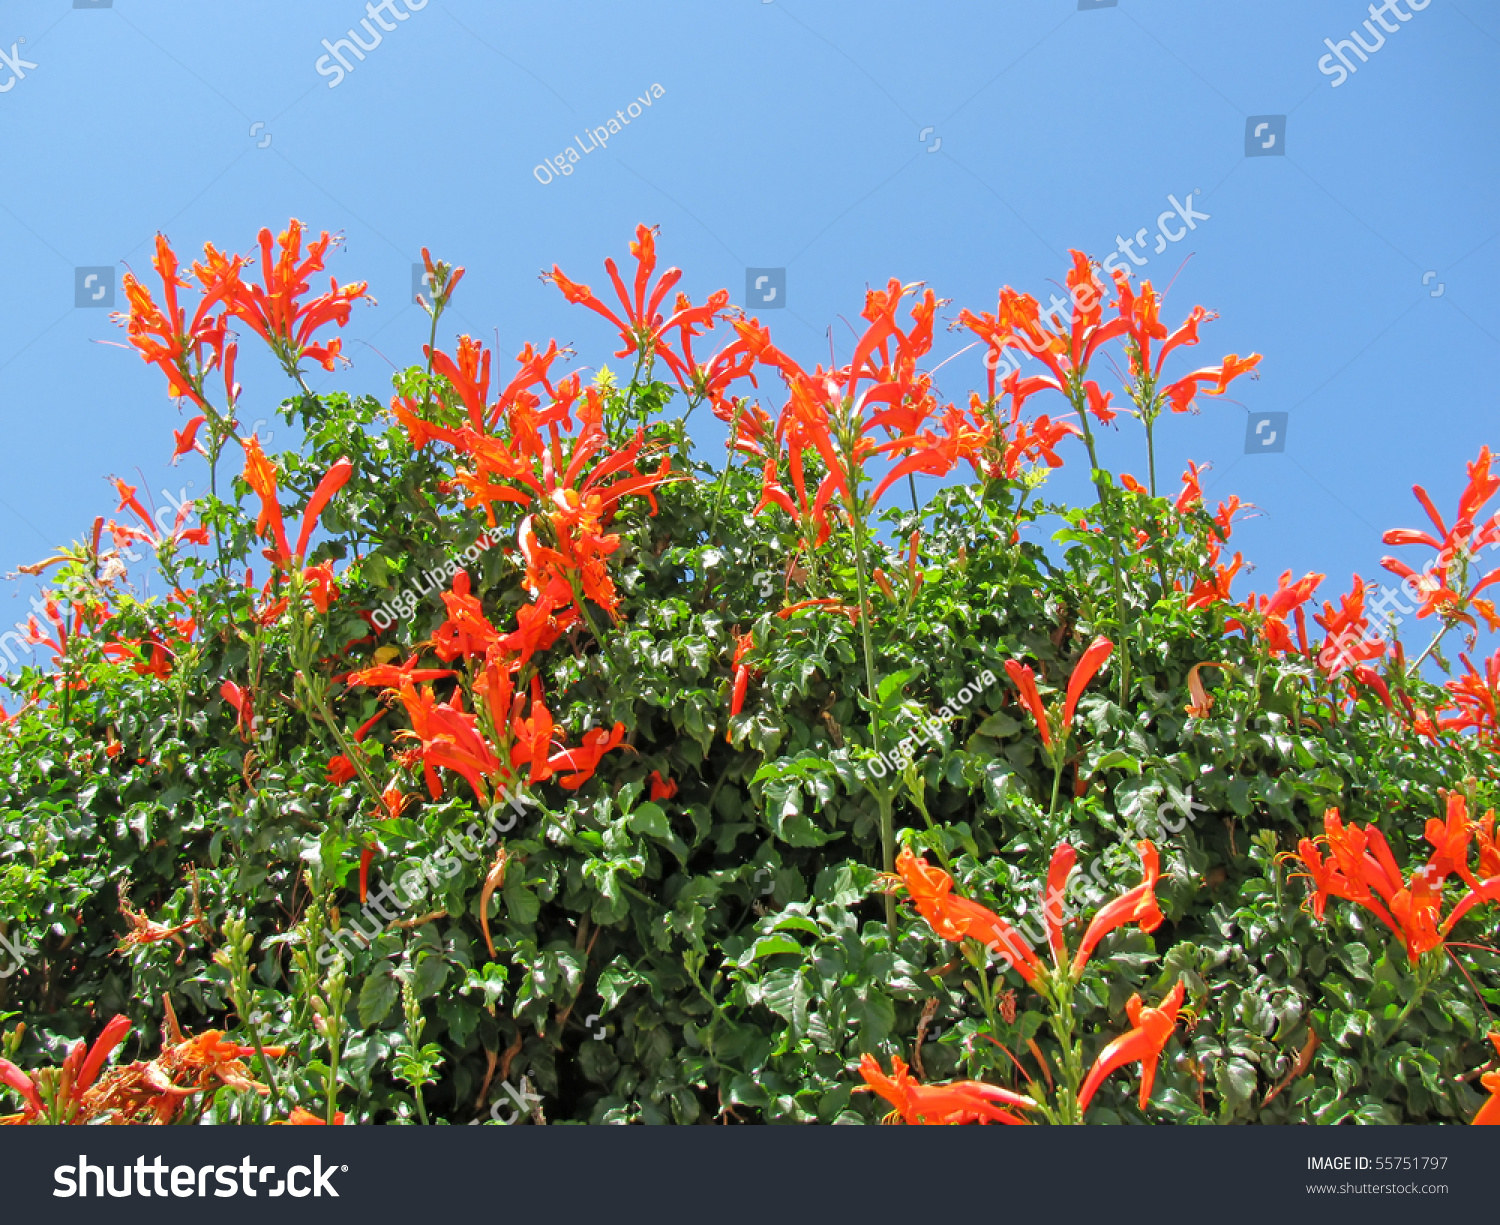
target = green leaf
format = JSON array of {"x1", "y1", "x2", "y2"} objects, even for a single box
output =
[
  {"x1": 628, "y1": 802, "x2": 672, "y2": 839},
  {"x1": 751, "y1": 935, "x2": 803, "y2": 959},
  {"x1": 357, "y1": 972, "x2": 400, "y2": 1028}
]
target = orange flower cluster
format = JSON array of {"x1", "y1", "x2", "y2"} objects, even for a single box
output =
[
  {"x1": 1291, "y1": 799, "x2": 1500, "y2": 962},
  {"x1": 0, "y1": 1010, "x2": 286, "y2": 1125},
  {"x1": 546, "y1": 223, "x2": 731, "y2": 395},
  {"x1": 745, "y1": 278, "x2": 988, "y2": 548},
  {"x1": 958, "y1": 250, "x2": 1259, "y2": 424},
  {"x1": 890, "y1": 839, "x2": 1163, "y2": 982},
  {"x1": 117, "y1": 221, "x2": 369, "y2": 436},
  {"x1": 885, "y1": 843, "x2": 1182, "y2": 1119}
]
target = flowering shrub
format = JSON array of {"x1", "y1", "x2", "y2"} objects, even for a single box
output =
[{"x1": 2, "y1": 222, "x2": 1499, "y2": 1125}]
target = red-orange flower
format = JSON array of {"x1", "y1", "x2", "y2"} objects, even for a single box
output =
[
  {"x1": 1473, "y1": 1033, "x2": 1500, "y2": 1125},
  {"x1": 1003, "y1": 636, "x2": 1113, "y2": 752},
  {"x1": 1381, "y1": 446, "x2": 1500, "y2": 634},
  {"x1": 1314, "y1": 574, "x2": 1385, "y2": 679},
  {"x1": 1231, "y1": 570, "x2": 1324, "y2": 656},
  {"x1": 546, "y1": 224, "x2": 729, "y2": 388},
  {"x1": 223, "y1": 220, "x2": 369, "y2": 373},
  {"x1": 280, "y1": 1106, "x2": 346, "y2": 1125},
  {"x1": 115, "y1": 234, "x2": 240, "y2": 407},
  {"x1": 891, "y1": 848, "x2": 1041, "y2": 982},
  {"x1": 0, "y1": 1014, "x2": 132, "y2": 1124},
  {"x1": 857, "y1": 1054, "x2": 1033, "y2": 1125},
  {"x1": 1071, "y1": 841, "x2": 1164, "y2": 974},
  {"x1": 1003, "y1": 659, "x2": 1052, "y2": 748},
  {"x1": 1291, "y1": 802, "x2": 1500, "y2": 962},
  {"x1": 1076, "y1": 979, "x2": 1185, "y2": 1114}
]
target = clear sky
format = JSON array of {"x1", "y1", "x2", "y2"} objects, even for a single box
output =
[{"x1": 0, "y1": 0, "x2": 1496, "y2": 665}]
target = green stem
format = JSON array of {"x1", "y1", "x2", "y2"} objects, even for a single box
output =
[
  {"x1": 1409, "y1": 623, "x2": 1450, "y2": 673},
  {"x1": 325, "y1": 1034, "x2": 340, "y2": 1126},
  {"x1": 705, "y1": 402, "x2": 744, "y2": 550},
  {"x1": 1071, "y1": 388, "x2": 1132, "y2": 706},
  {"x1": 244, "y1": 1018, "x2": 282, "y2": 1109},
  {"x1": 846, "y1": 463, "x2": 893, "y2": 935},
  {"x1": 1047, "y1": 751, "x2": 1064, "y2": 825},
  {"x1": 1044, "y1": 975, "x2": 1086, "y2": 1124}
]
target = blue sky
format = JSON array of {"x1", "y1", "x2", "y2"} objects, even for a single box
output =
[{"x1": 0, "y1": 0, "x2": 1497, "y2": 664}]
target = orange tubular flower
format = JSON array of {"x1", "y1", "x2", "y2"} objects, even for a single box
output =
[
  {"x1": 240, "y1": 439, "x2": 351, "y2": 575},
  {"x1": 648, "y1": 770, "x2": 677, "y2": 800},
  {"x1": 1292, "y1": 803, "x2": 1500, "y2": 962},
  {"x1": 1003, "y1": 660, "x2": 1052, "y2": 748},
  {"x1": 1062, "y1": 636, "x2": 1113, "y2": 729},
  {"x1": 1004, "y1": 636, "x2": 1114, "y2": 754},
  {"x1": 0, "y1": 1014, "x2": 132, "y2": 1124},
  {"x1": 1071, "y1": 841, "x2": 1163, "y2": 975},
  {"x1": 892, "y1": 849, "x2": 1041, "y2": 982},
  {"x1": 1231, "y1": 570, "x2": 1324, "y2": 656},
  {"x1": 1314, "y1": 574, "x2": 1385, "y2": 679},
  {"x1": 224, "y1": 220, "x2": 369, "y2": 373},
  {"x1": 858, "y1": 1054, "x2": 1034, "y2": 1125},
  {"x1": 115, "y1": 233, "x2": 240, "y2": 407},
  {"x1": 397, "y1": 681, "x2": 506, "y2": 804},
  {"x1": 281, "y1": 1106, "x2": 346, "y2": 1125},
  {"x1": 1045, "y1": 843, "x2": 1078, "y2": 965},
  {"x1": 544, "y1": 722, "x2": 627, "y2": 790},
  {"x1": 1076, "y1": 979, "x2": 1185, "y2": 1114},
  {"x1": 1440, "y1": 650, "x2": 1500, "y2": 748},
  {"x1": 345, "y1": 653, "x2": 455, "y2": 693},
  {"x1": 1381, "y1": 446, "x2": 1500, "y2": 633},
  {"x1": 727, "y1": 631, "x2": 759, "y2": 740},
  {"x1": 546, "y1": 224, "x2": 729, "y2": 388},
  {"x1": 1473, "y1": 1033, "x2": 1500, "y2": 1125},
  {"x1": 1162, "y1": 354, "x2": 1261, "y2": 413},
  {"x1": 294, "y1": 458, "x2": 354, "y2": 563},
  {"x1": 240, "y1": 436, "x2": 291, "y2": 564}
]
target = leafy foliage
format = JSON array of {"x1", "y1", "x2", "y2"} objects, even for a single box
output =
[{"x1": 2, "y1": 225, "x2": 1498, "y2": 1127}]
